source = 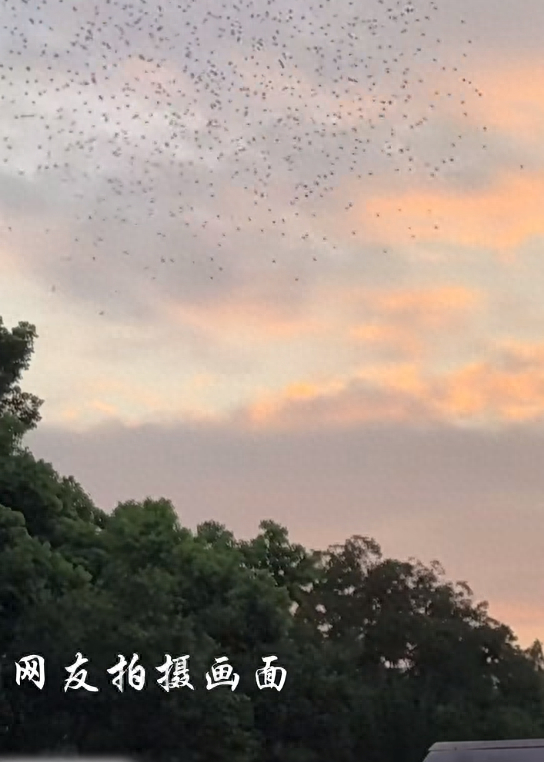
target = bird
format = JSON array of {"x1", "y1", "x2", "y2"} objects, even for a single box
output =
[{"x1": 0, "y1": 0, "x2": 493, "y2": 301}]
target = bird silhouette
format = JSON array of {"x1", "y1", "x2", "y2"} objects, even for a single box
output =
[{"x1": 0, "y1": 0, "x2": 495, "y2": 301}]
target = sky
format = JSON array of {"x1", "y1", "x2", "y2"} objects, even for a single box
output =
[{"x1": 1, "y1": 0, "x2": 544, "y2": 648}]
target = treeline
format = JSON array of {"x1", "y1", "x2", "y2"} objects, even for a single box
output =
[{"x1": 1, "y1": 315, "x2": 544, "y2": 762}]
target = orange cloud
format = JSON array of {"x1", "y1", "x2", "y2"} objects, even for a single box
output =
[
  {"x1": 244, "y1": 363, "x2": 429, "y2": 429},
  {"x1": 434, "y1": 346, "x2": 544, "y2": 422},
  {"x1": 322, "y1": 60, "x2": 544, "y2": 254},
  {"x1": 361, "y1": 171, "x2": 544, "y2": 254},
  {"x1": 351, "y1": 322, "x2": 420, "y2": 355},
  {"x1": 349, "y1": 285, "x2": 482, "y2": 358},
  {"x1": 247, "y1": 377, "x2": 347, "y2": 426},
  {"x1": 163, "y1": 287, "x2": 323, "y2": 341},
  {"x1": 242, "y1": 339, "x2": 544, "y2": 431},
  {"x1": 284, "y1": 381, "x2": 324, "y2": 400},
  {"x1": 472, "y1": 62, "x2": 544, "y2": 142},
  {"x1": 367, "y1": 285, "x2": 479, "y2": 326},
  {"x1": 90, "y1": 400, "x2": 119, "y2": 416},
  {"x1": 54, "y1": 373, "x2": 228, "y2": 429}
]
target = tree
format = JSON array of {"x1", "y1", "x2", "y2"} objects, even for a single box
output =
[{"x1": 0, "y1": 318, "x2": 42, "y2": 434}]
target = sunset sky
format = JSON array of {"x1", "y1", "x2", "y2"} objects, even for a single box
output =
[{"x1": 2, "y1": 0, "x2": 544, "y2": 647}]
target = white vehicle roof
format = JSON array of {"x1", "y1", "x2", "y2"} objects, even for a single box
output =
[{"x1": 431, "y1": 741, "x2": 544, "y2": 750}]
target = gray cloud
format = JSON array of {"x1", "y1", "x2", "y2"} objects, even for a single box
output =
[{"x1": 25, "y1": 417, "x2": 544, "y2": 646}]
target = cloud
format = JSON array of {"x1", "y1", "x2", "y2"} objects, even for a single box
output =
[
  {"x1": 360, "y1": 171, "x2": 544, "y2": 254},
  {"x1": 351, "y1": 322, "x2": 421, "y2": 357},
  {"x1": 237, "y1": 333, "x2": 544, "y2": 430},
  {"x1": 26, "y1": 416, "x2": 544, "y2": 648},
  {"x1": 161, "y1": 279, "x2": 326, "y2": 342},
  {"x1": 364, "y1": 286, "x2": 480, "y2": 323},
  {"x1": 434, "y1": 340, "x2": 544, "y2": 421},
  {"x1": 349, "y1": 285, "x2": 482, "y2": 357},
  {"x1": 472, "y1": 62, "x2": 544, "y2": 143}
]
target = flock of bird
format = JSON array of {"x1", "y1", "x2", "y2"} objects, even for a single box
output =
[{"x1": 0, "y1": 0, "x2": 492, "y2": 304}]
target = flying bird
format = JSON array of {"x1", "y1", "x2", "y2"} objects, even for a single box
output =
[{"x1": 0, "y1": 0, "x2": 492, "y2": 300}]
